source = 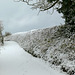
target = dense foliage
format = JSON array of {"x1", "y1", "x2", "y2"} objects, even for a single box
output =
[
  {"x1": 44, "y1": 0, "x2": 75, "y2": 25},
  {"x1": 56, "y1": 0, "x2": 75, "y2": 25},
  {"x1": 55, "y1": 25, "x2": 75, "y2": 38}
]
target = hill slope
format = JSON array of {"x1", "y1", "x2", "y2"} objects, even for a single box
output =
[{"x1": 5, "y1": 25, "x2": 75, "y2": 75}]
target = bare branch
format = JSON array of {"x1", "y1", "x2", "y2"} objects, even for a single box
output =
[
  {"x1": 40, "y1": 0, "x2": 59, "y2": 11},
  {"x1": 19, "y1": 0, "x2": 40, "y2": 6},
  {"x1": 15, "y1": 0, "x2": 59, "y2": 11}
]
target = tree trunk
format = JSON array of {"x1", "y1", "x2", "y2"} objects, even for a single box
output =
[{"x1": 0, "y1": 31, "x2": 4, "y2": 45}]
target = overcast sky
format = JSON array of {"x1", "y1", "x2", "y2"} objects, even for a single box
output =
[{"x1": 0, "y1": 0, "x2": 65, "y2": 33}]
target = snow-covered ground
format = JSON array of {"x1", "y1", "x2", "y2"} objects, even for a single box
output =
[
  {"x1": 0, "y1": 41, "x2": 65, "y2": 75},
  {"x1": 5, "y1": 25, "x2": 75, "y2": 75}
]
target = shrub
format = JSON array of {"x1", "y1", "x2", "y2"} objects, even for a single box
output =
[
  {"x1": 5, "y1": 32, "x2": 11, "y2": 36},
  {"x1": 61, "y1": 65, "x2": 75, "y2": 75},
  {"x1": 55, "y1": 25, "x2": 75, "y2": 38}
]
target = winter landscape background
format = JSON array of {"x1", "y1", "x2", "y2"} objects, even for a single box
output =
[{"x1": 0, "y1": 0, "x2": 75, "y2": 75}]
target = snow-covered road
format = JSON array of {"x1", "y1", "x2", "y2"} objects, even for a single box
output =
[{"x1": 0, "y1": 41, "x2": 65, "y2": 75}]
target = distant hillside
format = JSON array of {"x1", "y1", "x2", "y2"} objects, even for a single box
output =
[{"x1": 5, "y1": 25, "x2": 75, "y2": 75}]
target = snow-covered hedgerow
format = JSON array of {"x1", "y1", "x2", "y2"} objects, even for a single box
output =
[{"x1": 5, "y1": 25, "x2": 75, "y2": 75}]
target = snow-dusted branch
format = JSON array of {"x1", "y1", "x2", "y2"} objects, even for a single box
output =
[
  {"x1": 14, "y1": 0, "x2": 59, "y2": 11},
  {"x1": 40, "y1": 0, "x2": 59, "y2": 11}
]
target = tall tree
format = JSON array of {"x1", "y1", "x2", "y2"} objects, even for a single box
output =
[{"x1": 15, "y1": 0, "x2": 75, "y2": 25}]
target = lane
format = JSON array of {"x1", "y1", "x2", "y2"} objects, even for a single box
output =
[{"x1": 0, "y1": 41, "x2": 65, "y2": 75}]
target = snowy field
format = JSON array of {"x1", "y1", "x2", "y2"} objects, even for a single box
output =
[{"x1": 0, "y1": 41, "x2": 65, "y2": 75}]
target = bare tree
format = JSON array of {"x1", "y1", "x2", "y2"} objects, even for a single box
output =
[{"x1": 0, "y1": 21, "x2": 4, "y2": 45}]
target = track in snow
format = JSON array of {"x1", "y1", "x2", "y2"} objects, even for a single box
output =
[{"x1": 0, "y1": 41, "x2": 65, "y2": 75}]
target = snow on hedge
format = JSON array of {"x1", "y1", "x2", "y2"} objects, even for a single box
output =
[
  {"x1": 5, "y1": 25, "x2": 75, "y2": 75},
  {"x1": 0, "y1": 41, "x2": 65, "y2": 75}
]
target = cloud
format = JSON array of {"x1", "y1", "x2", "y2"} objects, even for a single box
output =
[{"x1": 0, "y1": 0, "x2": 65, "y2": 33}]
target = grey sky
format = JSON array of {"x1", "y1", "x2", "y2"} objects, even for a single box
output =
[{"x1": 0, "y1": 0, "x2": 65, "y2": 33}]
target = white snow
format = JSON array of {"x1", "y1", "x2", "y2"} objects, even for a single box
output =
[{"x1": 0, "y1": 41, "x2": 65, "y2": 75}]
